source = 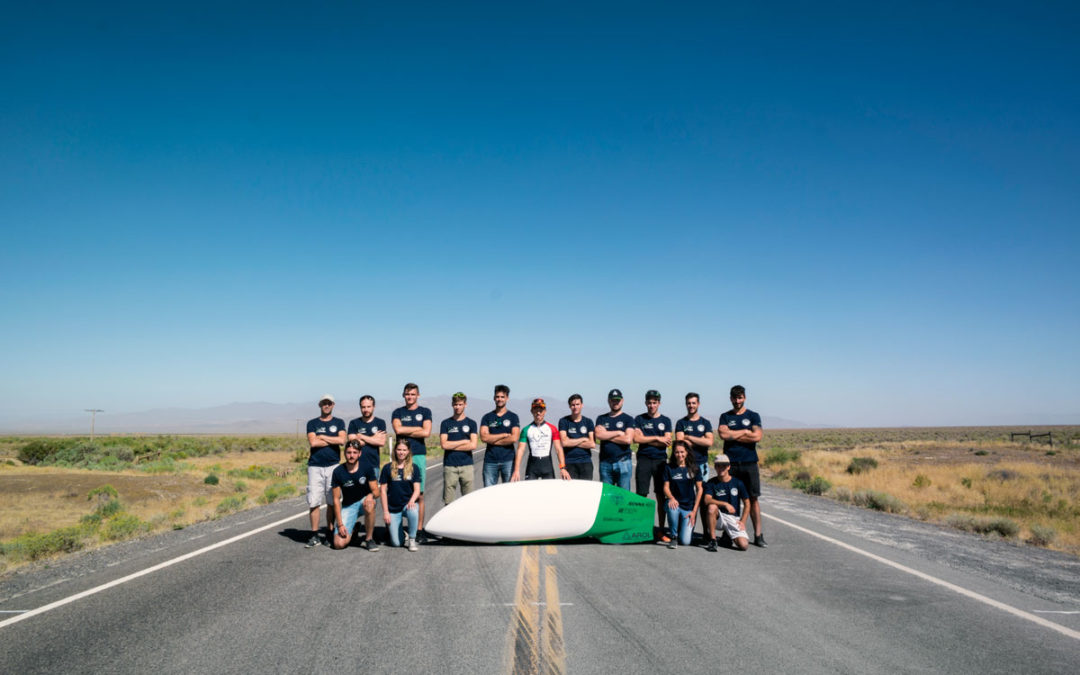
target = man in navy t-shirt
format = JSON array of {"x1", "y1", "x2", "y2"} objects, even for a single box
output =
[
  {"x1": 718, "y1": 384, "x2": 765, "y2": 547},
  {"x1": 305, "y1": 394, "x2": 346, "y2": 548},
  {"x1": 702, "y1": 453, "x2": 750, "y2": 551},
  {"x1": 676, "y1": 391, "x2": 715, "y2": 538},
  {"x1": 480, "y1": 384, "x2": 520, "y2": 487},
  {"x1": 634, "y1": 389, "x2": 672, "y2": 539},
  {"x1": 330, "y1": 441, "x2": 380, "y2": 551},
  {"x1": 347, "y1": 394, "x2": 387, "y2": 478},
  {"x1": 392, "y1": 383, "x2": 432, "y2": 540},
  {"x1": 439, "y1": 392, "x2": 479, "y2": 505},
  {"x1": 596, "y1": 389, "x2": 634, "y2": 490},
  {"x1": 558, "y1": 393, "x2": 596, "y2": 480}
]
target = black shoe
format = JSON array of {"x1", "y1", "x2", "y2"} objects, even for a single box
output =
[
  {"x1": 305, "y1": 535, "x2": 322, "y2": 548},
  {"x1": 718, "y1": 532, "x2": 732, "y2": 549},
  {"x1": 705, "y1": 539, "x2": 718, "y2": 553},
  {"x1": 754, "y1": 534, "x2": 768, "y2": 548},
  {"x1": 364, "y1": 539, "x2": 380, "y2": 552}
]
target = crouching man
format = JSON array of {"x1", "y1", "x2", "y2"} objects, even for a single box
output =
[
  {"x1": 331, "y1": 440, "x2": 381, "y2": 551},
  {"x1": 703, "y1": 454, "x2": 750, "y2": 552}
]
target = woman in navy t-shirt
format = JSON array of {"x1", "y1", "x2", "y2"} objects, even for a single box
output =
[
  {"x1": 662, "y1": 440, "x2": 703, "y2": 549},
  {"x1": 380, "y1": 438, "x2": 422, "y2": 551}
]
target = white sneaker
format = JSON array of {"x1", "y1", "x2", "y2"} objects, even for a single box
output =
[
  {"x1": 408, "y1": 539, "x2": 419, "y2": 552},
  {"x1": 403, "y1": 534, "x2": 410, "y2": 549}
]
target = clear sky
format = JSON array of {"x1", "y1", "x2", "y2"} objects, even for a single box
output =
[{"x1": 2, "y1": 1, "x2": 1078, "y2": 427}]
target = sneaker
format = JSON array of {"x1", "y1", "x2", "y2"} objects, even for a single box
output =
[
  {"x1": 658, "y1": 535, "x2": 671, "y2": 544},
  {"x1": 667, "y1": 539, "x2": 677, "y2": 550},
  {"x1": 705, "y1": 538, "x2": 718, "y2": 553},
  {"x1": 364, "y1": 539, "x2": 380, "y2": 552},
  {"x1": 305, "y1": 535, "x2": 322, "y2": 548},
  {"x1": 402, "y1": 534, "x2": 411, "y2": 549},
  {"x1": 408, "y1": 539, "x2": 419, "y2": 552},
  {"x1": 754, "y1": 534, "x2": 768, "y2": 548},
  {"x1": 416, "y1": 530, "x2": 427, "y2": 544}
]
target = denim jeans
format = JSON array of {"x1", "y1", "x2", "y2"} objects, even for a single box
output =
[
  {"x1": 599, "y1": 457, "x2": 632, "y2": 491},
  {"x1": 665, "y1": 504, "x2": 694, "y2": 546},
  {"x1": 483, "y1": 459, "x2": 513, "y2": 487},
  {"x1": 388, "y1": 505, "x2": 418, "y2": 547},
  {"x1": 698, "y1": 463, "x2": 709, "y2": 481}
]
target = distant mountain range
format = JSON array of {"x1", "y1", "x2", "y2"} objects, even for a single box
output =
[{"x1": 0, "y1": 399, "x2": 819, "y2": 435}]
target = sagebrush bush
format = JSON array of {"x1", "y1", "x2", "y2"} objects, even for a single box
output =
[
  {"x1": 204, "y1": 473, "x2": 219, "y2": 485},
  {"x1": 846, "y1": 457, "x2": 879, "y2": 474},
  {"x1": 853, "y1": 490, "x2": 906, "y2": 513},
  {"x1": 762, "y1": 448, "x2": 801, "y2": 467}
]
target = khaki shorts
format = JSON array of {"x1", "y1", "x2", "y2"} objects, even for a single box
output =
[
  {"x1": 717, "y1": 512, "x2": 749, "y2": 542},
  {"x1": 306, "y1": 465, "x2": 336, "y2": 508}
]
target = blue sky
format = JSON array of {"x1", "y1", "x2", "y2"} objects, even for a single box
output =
[{"x1": 2, "y1": 1, "x2": 1078, "y2": 427}]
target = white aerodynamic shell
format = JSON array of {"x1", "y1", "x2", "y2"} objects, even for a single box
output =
[{"x1": 426, "y1": 480, "x2": 603, "y2": 543}]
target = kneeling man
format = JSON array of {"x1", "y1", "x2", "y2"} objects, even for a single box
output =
[
  {"x1": 703, "y1": 454, "x2": 750, "y2": 552},
  {"x1": 331, "y1": 440, "x2": 381, "y2": 551}
]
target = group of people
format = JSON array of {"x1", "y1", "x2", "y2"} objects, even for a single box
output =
[{"x1": 303, "y1": 383, "x2": 766, "y2": 552}]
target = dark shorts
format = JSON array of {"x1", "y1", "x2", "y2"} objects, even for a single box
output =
[
  {"x1": 730, "y1": 461, "x2": 761, "y2": 497},
  {"x1": 565, "y1": 462, "x2": 593, "y2": 480},
  {"x1": 635, "y1": 455, "x2": 666, "y2": 498},
  {"x1": 525, "y1": 456, "x2": 556, "y2": 480}
]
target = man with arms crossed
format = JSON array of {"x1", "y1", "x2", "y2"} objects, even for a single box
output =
[
  {"x1": 676, "y1": 392, "x2": 714, "y2": 538},
  {"x1": 440, "y1": 392, "x2": 479, "y2": 504},
  {"x1": 392, "y1": 383, "x2": 432, "y2": 541},
  {"x1": 558, "y1": 394, "x2": 596, "y2": 480},
  {"x1": 702, "y1": 453, "x2": 750, "y2": 552},
  {"x1": 305, "y1": 395, "x2": 346, "y2": 548},
  {"x1": 595, "y1": 389, "x2": 634, "y2": 490},
  {"x1": 634, "y1": 389, "x2": 673, "y2": 540},
  {"x1": 480, "y1": 384, "x2": 520, "y2": 486},
  {"x1": 331, "y1": 441, "x2": 380, "y2": 551},
  {"x1": 347, "y1": 395, "x2": 387, "y2": 480},
  {"x1": 718, "y1": 384, "x2": 766, "y2": 547},
  {"x1": 511, "y1": 398, "x2": 570, "y2": 481}
]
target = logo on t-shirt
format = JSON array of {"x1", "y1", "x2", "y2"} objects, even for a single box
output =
[
  {"x1": 697, "y1": 424, "x2": 705, "y2": 432},
  {"x1": 742, "y1": 419, "x2": 750, "y2": 426},
  {"x1": 463, "y1": 425, "x2": 470, "y2": 433},
  {"x1": 579, "y1": 425, "x2": 587, "y2": 433},
  {"x1": 330, "y1": 426, "x2": 338, "y2": 433},
  {"x1": 616, "y1": 421, "x2": 624, "y2": 429},
  {"x1": 658, "y1": 423, "x2": 665, "y2": 431},
  {"x1": 732, "y1": 487, "x2": 738, "y2": 496},
  {"x1": 503, "y1": 419, "x2": 510, "y2": 427},
  {"x1": 415, "y1": 413, "x2": 423, "y2": 421}
]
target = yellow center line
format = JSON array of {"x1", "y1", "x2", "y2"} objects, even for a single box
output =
[
  {"x1": 540, "y1": 565, "x2": 567, "y2": 675},
  {"x1": 506, "y1": 545, "x2": 541, "y2": 674},
  {"x1": 545, "y1": 544, "x2": 558, "y2": 555}
]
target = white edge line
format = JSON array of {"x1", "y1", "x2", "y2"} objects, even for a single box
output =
[
  {"x1": 0, "y1": 509, "x2": 308, "y2": 630},
  {"x1": 764, "y1": 512, "x2": 1080, "y2": 641}
]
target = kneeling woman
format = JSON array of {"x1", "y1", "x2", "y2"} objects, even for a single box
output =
[
  {"x1": 332, "y1": 440, "x2": 380, "y2": 551},
  {"x1": 662, "y1": 440, "x2": 703, "y2": 549},
  {"x1": 381, "y1": 437, "x2": 422, "y2": 551}
]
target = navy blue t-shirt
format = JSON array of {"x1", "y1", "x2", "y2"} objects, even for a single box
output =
[
  {"x1": 306, "y1": 416, "x2": 345, "y2": 467},
  {"x1": 347, "y1": 416, "x2": 386, "y2": 473},
  {"x1": 440, "y1": 416, "x2": 478, "y2": 466},
  {"x1": 663, "y1": 464, "x2": 701, "y2": 510},
  {"x1": 634, "y1": 414, "x2": 672, "y2": 460},
  {"x1": 596, "y1": 412, "x2": 634, "y2": 462},
  {"x1": 392, "y1": 406, "x2": 432, "y2": 456},
  {"x1": 331, "y1": 463, "x2": 378, "y2": 507},
  {"x1": 379, "y1": 462, "x2": 421, "y2": 513},
  {"x1": 558, "y1": 415, "x2": 595, "y2": 465},
  {"x1": 676, "y1": 416, "x2": 714, "y2": 466},
  {"x1": 704, "y1": 476, "x2": 748, "y2": 518},
  {"x1": 718, "y1": 409, "x2": 763, "y2": 463},
  {"x1": 481, "y1": 410, "x2": 520, "y2": 464}
]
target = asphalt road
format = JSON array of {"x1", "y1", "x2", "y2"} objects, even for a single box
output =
[{"x1": 2, "y1": 453, "x2": 1078, "y2": 674}]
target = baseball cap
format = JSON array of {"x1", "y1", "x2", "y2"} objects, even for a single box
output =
[
  {"x1": 531, "y1": 398, "x2": 546, "y2": 410},
  {"x1": 713, "y1": 453, "x2": 731, "y2": 465},
  {"x1": 318, "y1": 394, "x2": 335, "y2": 405},
  {"x1": 645, "y1": 389, "x2": 661, "y2": 401},
  {"x1": 607, "y1": 388, "x2": 623, "y2": 400}
]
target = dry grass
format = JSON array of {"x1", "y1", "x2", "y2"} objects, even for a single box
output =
[
  {"x1": 0, "y1": 449, "x2": 305, "y2": 574},
  {"x1": 762, "y1": 429, "x2": 1080, "y2": 556}
]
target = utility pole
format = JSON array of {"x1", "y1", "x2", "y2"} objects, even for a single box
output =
[{"x1": 84, "y1": 409, "x2": 104, "y2": 441}]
